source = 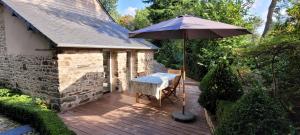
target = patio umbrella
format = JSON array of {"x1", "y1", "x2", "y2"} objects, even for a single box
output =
[{"x1": 129, "y1": 15, "x2": 251, "y2": 122}]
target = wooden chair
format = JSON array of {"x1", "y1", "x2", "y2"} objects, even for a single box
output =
[
  {"x1": 137, "y1": 72, "x2": 146, "y2": 77},
  {"x1": 167, "y1": 69, "x2": 182, "y2": 96},
  {"x1": 162, "y1": 74, "x2": 181, "y2": 103},
  {"x1": 168, "y1": 69, "x2": 181, "y2": 75}
]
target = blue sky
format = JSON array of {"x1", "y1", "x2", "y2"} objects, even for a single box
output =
[{"x1": 117, "y1": 0, "x2": 273, "y2": 33}]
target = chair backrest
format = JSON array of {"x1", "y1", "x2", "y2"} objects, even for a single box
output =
[
  {"x1": 168, "y1": 69, "x2": 181, "y2": 75},
  {"x1": 137, "y1": 72, "x2": 146, "y2": 77},
  {"x1": 171, "y1": 75, "x2": 181, "y2": 89}
]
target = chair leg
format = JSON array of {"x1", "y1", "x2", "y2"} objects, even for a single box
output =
[
  {"x1": 146, "y1": 95, "x2": 152, "y2": 101},
  {"x1": 173, "y1": 89, "x2": 177, "y2": 97},
  {"x1": 159, "y1": 91, "x2": 162, "y2": 107},
  {"x1": 136, "y1": 93, "x2": 140, "y2": 103},
  {"x1": 167, "y1": 97, "x2": 175, "y2": 104}
]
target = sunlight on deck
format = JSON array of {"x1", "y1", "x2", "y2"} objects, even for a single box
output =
[{"x1": 59, "y1": 84, "x2": 211, "y2": 135}]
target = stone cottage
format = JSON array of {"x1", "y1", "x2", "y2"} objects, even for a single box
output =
[{"x1": 0, "y1": 0, "x2": 158, "y2": 111}]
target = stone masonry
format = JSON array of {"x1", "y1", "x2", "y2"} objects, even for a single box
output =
[
  {"x1": 116, "y1": 51, "x2": 128, "y2": 92},
  {"x1": 0, "y1": 5, "x2": 8, "y2": 85},
  {"x1": 111, "y1": 50, "x2": 155, "y2": 92},
  {"x1": 137, "y1": 51, "x2": 154, "y2": 75},
  {"x1": 57, "y1": 49, "x2": 108, "y2": 111},
  {"x1": 0, "y1": 5, "x2": 60, "y2": 109},
  {"x1": 57, "y1": 49, "x2": 154, "y2": 111}
]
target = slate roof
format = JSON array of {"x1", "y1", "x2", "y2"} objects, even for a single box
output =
[{"x1": 0, "y1": 0, "x2": 158, "y2": 49}]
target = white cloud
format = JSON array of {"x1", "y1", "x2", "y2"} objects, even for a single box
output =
[
  {"x1": 123, "y1": 7, "x2": 137, "y2": 16},
  {"x1": 251, "y1": 0, "x2": 260, "y2": 9}
]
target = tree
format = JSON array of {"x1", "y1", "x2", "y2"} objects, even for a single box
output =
[
  {"x1": 99, "y1": 0, "x2": 119, "y2": 20},
  {"x1": 118, "y1": 15, "x2": 135, "y2": 30},
  {"x1": 262, "y1": 0, "x2": 278, "y2": 37},
  {"x1": 142, "y1": 0, "x2": 257, "y2": 80},
  {"x1": 133, "y1": 9, "x2": 151, "y2": 30}
]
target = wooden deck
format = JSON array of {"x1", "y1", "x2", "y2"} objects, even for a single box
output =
[{"x1": 59, "y1": 82, "x2": 211, "y2": 135}]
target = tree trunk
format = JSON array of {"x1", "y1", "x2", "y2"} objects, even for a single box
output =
[{"x1": 262, "y1": 0, "x2": 278, "y2": 37}]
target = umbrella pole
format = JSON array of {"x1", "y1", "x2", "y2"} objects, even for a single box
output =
[
  {"x1": 171, "y1": 32, "x2": 195, "y2": 123},
  {"x1": 182, "y1": 37, "x2": 186, "y2": 115}
]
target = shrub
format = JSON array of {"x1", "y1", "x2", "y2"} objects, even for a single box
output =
[
  {"x1": 0, "y1": 88, "x2": 21, "y2": 97},
  {"x1": 0, "y1": 88, "x2": 75, "y2": 135},
  {"x1": 198, "y1": 61, "x2": 243, "y2": 114},
  {"x1": 216, "y1": 100, "x2": 234, "y2": 122},
  {"x1": 215, "y1": 89, "x2": 293, "y2": 135}
]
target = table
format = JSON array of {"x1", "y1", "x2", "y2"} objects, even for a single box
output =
[{"x1": 130, "y1": 73, "x2": 177, "y2": 107}]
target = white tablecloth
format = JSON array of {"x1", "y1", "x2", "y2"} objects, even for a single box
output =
[{"x1": 130, "y1": 73, "x2": 177, "y2": 99}]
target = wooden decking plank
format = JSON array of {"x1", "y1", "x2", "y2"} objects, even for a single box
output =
[
  {"x1": 61, "y1": 114, "x2": 133, "y2": 135},
  {"x1": 85, "y1": 91, "x2": 209, "y2": 133},
  {"x1": 59, "y1": 84, "x2": 211, "y2": 135},
  {"x1": 65, "y1": 111, "x2": 155, "y2": 135},
  {"x1": 62, "y1": 118, "x2": 117, "y2": 135},
  {"x1": 82, "y1": 105, "x2": 207, "y2": 135},
  {"x1": 74, "y1": 106, "x2": 191, "y2": 135},
  {"x1": 84, "y1": 96, "x2": 209, "y2": 132},
  {"x1": 73, "y1": 96, "x2": 209, "y2": 135},
  {"x1": 69, "y1": 127, "x2": 89, "y2": 135}
]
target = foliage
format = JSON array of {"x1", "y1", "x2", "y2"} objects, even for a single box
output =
[
  {"x1": 232, "y1": 2, "x2": 300, "y2": 129},
  {"x1": 215, "y1": 88, "x2": 294, "y2": 135},
  {"x1": 198, "y1": 61, "x2": 243, "y2": 114},
  {"x1": 244, "y1": 34, "x2": 300, "y2": 112},
  {"x1": 141, "y1": 0, "x2": 258, "y2": 80},
  {"x1": 118, "y1": 15, "x2": 135, "y2": 30},
  {"x1": 0, "y1": 88, "x2": 75, "y2": 135},
  {"x1": 99, "y1": 0, "x2": 119, "y2": 20},
  {"x1": 133, "y1": 9, "x2": 151, "y2": 30},
  {"x1": 155, "y1": 40, "x2": 183, "y2": 69},
  {"x1": 216, "y1": 100, "x2": 234, "y2": 122},
  {"x1": 0, "y1": 88, "x2": 21, "y2": 97},
  {"x1": 286, "y1": 2, "x2": 300, "y2": 32}
]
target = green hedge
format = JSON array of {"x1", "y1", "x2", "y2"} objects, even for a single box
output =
[
  {"x1": 215, "y1": 89, "x2": 294, "y2": 135},
  {"x1": 0, "y1": 88, "x2": 75, "y2": 135},
  {"x1": 198, "y1": 61, "x2": 243, "y2": 114},
  {"x1": 216, "y1": 100, "x2": 234, "y2": 122}
]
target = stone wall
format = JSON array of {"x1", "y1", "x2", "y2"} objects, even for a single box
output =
[
  {"x1": 136, "y1": 50, "x2": 155, "y2": 75},
  {"x1": 116, "y1": 51, "x2": 128, "y2": 91},
  {"x1": 0, "y1": 5, "x2": 8, "y2": 85},
  {"x1": 111, "y1": 50, "x2": 155, "y2": 92},
  {"x1": 111, "y1": 51, "x2": 130, "y2": 92},
  {"x1": 6, "y1": 56, "x2": 59, "y2": 104},
  {"x1": 57, "y1": 49, "x2": 108, "y2": 111},
  {"x1": 0, "y1": 5, "x2": 60, "y2": 109}
]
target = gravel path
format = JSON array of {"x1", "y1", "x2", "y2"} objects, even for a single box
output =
[
  {"x1": 0, "y1": 115, "x2": 20, "y2": 132},
  {"x1": 0, "y1": 115, "x2": 39, "y2": 135}
]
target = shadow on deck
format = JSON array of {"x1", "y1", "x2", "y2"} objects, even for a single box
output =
[{"x1": 59, "y1": 82, "x2": 211, "y2": 135}]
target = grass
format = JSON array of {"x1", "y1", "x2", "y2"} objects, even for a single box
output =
[{"x1": 0, "y1": 88, "x2": 75, "y2": 135}]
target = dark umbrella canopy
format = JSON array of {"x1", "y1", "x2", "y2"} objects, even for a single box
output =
[{"x1": 129, "y1": 15, "x2": 251, "y2": 39}]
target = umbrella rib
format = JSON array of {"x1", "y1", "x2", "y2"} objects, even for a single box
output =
[{"x1": 209, "y1": 29, "x2": 223, "y2": 38}]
